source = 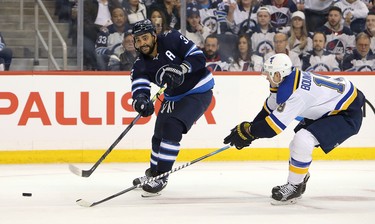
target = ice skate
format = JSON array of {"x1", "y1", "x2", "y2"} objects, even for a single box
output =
[
  {"x1": 271, "y1": 182, "x2": 305, "y2": 205},
  {"x1": 141, "y1": 175, "x2": 168, "y2": 197},
  {"x1": 272, "y1": 172, "x2": 310, "y2": 195},
  {"x1": 133, "y1": 168, "x2": 152, "y2": 186}
]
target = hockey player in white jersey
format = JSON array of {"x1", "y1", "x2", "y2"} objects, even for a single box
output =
[{"x1": 224, "y1": 53, "x2": 366, "y2": 205}]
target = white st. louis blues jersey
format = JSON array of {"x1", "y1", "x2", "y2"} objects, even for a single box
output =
[{"x1": 252, "y1": 68, "x2": 359, "y2": 138}]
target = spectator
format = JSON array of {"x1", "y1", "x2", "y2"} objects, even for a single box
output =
[
  {"x1": 297, "y1": 0, "x2": 335, "y2": 33},
  {"x1": 0, "y1": 32, "x2": 12, "y2": 71},
  {"x1": 229, "y1": 34, "x2": 263, "y2": 71},
  {"x1": 261, "y1": 0, "x2": 298, "y2": 33},
  {"x1": 149, "y1": 7, "x2": 169, "y2": 35},
  {"x1": 302, "y1": 31, "x2": 341, "y2": 72},
  {"x1": 183, "y1": 4, "x2": 211, "y2": 49},
  {"x1": 95, "y1": 7, "x2": 131, "y2": 71},
  {"x1": 362, "y1": 0, "x2": 375, "y2": 12},
  {"x1": 342, "y1": 32, "x2": 375, "y2": 71},
  {"x1": 249, "y1": 6, "x2": 277, "y2": 59},
  {"x1": 68, "y1": 1, "x2": 78, "y2": 43},
  {"x1": 149, "y1": 0, "x2": 181, "y2": 30},
  {"x1": 288, "y1": 10, "x2": 312, "y2": 57},
  {"x1": 316, "y1": 6, "x2": 355, "y2": 63},
  {"x1": 122, "y1": 0, "x2": 147, "y2": 25},
  {"x1": 143, "y1": 0, "x2": 157, "y2": 9},
  {"x1": 203, "y1": 34, "x2": 229, "y2": 71},
  {"x1": 364, "y1": 11, "x2": 375, "y2": 52},
  {"x1": 226, "y1": 0, "x2": 261, "y2": 35},
  {"x1": 194, "y1": 0, "x2": 227, "y2": 34},
  {"x1": 334, "y1": 0, "x2": 368, "y2": 34},
  {"x1": 54, "y1": 0, "x2": 75, "y2": 22},
  {"x1": 265, "y1": 32, "x2": 302, "y2": 69},
  {"x1": 109, "y1": 32, "x2": 139, "y2": 71},
  {"x1": 78, "y1": 0, "x2": 122, "y2": 70}
]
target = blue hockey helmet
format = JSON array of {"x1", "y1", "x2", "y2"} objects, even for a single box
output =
[{"x1": 132, "y1": 19, "x2": 156, "y2": 37}]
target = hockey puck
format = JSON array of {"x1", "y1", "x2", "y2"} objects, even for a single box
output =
[{"x1": 22, "y1": 193, "x2": 32, "y2": 197}]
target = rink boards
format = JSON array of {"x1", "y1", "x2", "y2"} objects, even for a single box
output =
[{"x1": 0, "y1": 71, "x2": 374, "y2": 163}]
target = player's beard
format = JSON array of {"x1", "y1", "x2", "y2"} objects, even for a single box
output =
[{"x1": 140, "y1": 39, "x2": 156, "y2": 55}]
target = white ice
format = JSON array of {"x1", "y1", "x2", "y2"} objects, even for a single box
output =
[{"x1": 0, "y1": 161, "x2": 374, "y2": 224}]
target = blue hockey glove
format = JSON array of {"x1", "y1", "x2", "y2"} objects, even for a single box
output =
[
  {"x1": 161, "y1": 64, "x2": 188, "y2": 89},
  {"x1": 223, "y1": 122, "x2": 256, "y2": 150},
  {"x1": 132, "y1": 94, "x2": 154, "y2": 117}
]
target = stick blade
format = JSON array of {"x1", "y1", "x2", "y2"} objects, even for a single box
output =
[
  {"x1": 68, "y1": 164, "x2": 83, "y2": 177},
  {"x1": 76, "y1": 199, "x2": 94, "y2": 207}
]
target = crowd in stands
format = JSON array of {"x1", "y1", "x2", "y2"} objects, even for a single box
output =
[
  {"x1": 3, "y1": 0, "x2": 375, "y2": 72},
  {"x1": 0, "y1": 32, "x2": 12, "y2": 71},
  {"x1": 41, "y1": 0, "x2": 375, "y2": 72}
]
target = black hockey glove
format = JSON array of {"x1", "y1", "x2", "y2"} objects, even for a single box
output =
[
  {"x1": 132, "y1": 94, "x2": 154, "y2": 117},
  {"x1": 223, "y1": 122, "x2": 256, "y2": 150},
  {"x1": 161, "y1": 63, "x2": 187, "y2": 89}
]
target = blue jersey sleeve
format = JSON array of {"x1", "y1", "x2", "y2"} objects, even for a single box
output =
[{"x1": 161, "y1": 30, "x2": 206, "y2": 73}]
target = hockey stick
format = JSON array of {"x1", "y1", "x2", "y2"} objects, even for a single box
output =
[
  {"x1": 69, "y1": 86, "x2": 166, "y2": 177},
  {"x1": 76, "y1": 145, "x2": 231, "y2": 207}
]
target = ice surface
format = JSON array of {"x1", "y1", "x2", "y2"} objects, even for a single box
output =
[{"x1": 0, "y1": 161, "x2": 374, "y2": 224}]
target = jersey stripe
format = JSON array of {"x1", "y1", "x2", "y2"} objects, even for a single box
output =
[
  {"x1": 131, "y1": 78, "x2": 151, "y2": 95},
  {"x1": 270, "y1": 87, "x2": 278, "y2": 93},
  {"x1": 263, "y1": 101, "x2": 272, "y2": 114},
  {"x1": 289, "y1": 164, "x2": 309, "y2": 174},
  {"x1": 330, "y1": 83, "x2": 357, "y2": 115},
  {"x1": 293, "y1": 69, "x2": 301, "y2": 91},
  {"x1": 265, "y1": 114, "x2": 284, "y2": 134},
  {"x1": 185, "y1": 45, "x2": 203, "y2": 57},
  {"x1": 290, "y1": 157, "x2": 312, "y2": 168},
  {"x1": 164, "y1": 72, "x2": 214, "y2": 101}
]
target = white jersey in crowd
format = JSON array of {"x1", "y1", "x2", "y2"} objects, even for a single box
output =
[
  {"x1": 346, "y1": 58, "x2": 375, "y2": 71},
  {"x1": 228, "y1": 54, "x2": 263, "y2": 71},
  {"x1": 227, "y1": 3, "x2": 257, "y2": 34},
  {"x1": 181, "y1": 26, "x2": 211, "y2": 49},
  {"x1": 264, "y1": 50, "x2": 302, "y2": 69},
  {"x1": 251, "y1": 30, "x2": 276, "y2": 58},
  {"x1": 126, "y1": 3, "x2": 147, "y2": 25},
  {"x1": 265, "y1": 68, "x2": 358, "y2": 134},
  {"x1": 318, "y1": 22, "x2": 355, "y2": 55},
  {"x1": 334, "y1": 0, "x2": 368, "y2": 22},
  {"x1": 289, "y1": 36, "x2": 313, "y2": 56},
  {"x1": 342, "y1": 51, "x2": 375, "y2": 71},
  {"x1": 205, "y1": 60, "x2": 229, "y2": 71},
  {"x1": 302, "y1": 50, "x2": 341, "y2": 72},
  {"x1": 262, "y1": 1, "x2": 296, "y2": 29},
  {"x1": 303, "y1": 0, "x2": 336, "y2": 11}
]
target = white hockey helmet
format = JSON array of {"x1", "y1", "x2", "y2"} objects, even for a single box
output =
[{"x1": 263, "y1": 53, "x2": 293, "y2": 81}]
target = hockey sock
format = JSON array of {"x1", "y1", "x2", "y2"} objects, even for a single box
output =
[
  {"x1": 157, "y1": 139, "x2": 180, "y2": 173},
  {"x1": 288, "y1": 157, "x2": 311, "y2": 184},
  {"x1": 150, "y1": 136, "x2": 162, "y2": 171},
  {"x1": 288, "y1": 129, "x2": 318, "y2": 184}
]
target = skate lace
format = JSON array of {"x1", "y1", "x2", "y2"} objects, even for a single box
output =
[
  {"x1": 279, "y1": 183, "x2": 297, "y2": 195},
  {"x1": 138, "y1": 176, "x2": 150, "y2": 182},
  {"x1": 161, "y1": 100, "x2": 174, "y2": 113},
  {"x1": 147, "y1": 179, "x2": 164, "y2": 187}
]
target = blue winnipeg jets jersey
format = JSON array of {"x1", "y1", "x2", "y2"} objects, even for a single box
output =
[
  {"x1": 252, "y1": 68, "x2": 361, "y2": 138},
  {"x1": 131, "y1": 29, "x2": 214, "y2": 101}
]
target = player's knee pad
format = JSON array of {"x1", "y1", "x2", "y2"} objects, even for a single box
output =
[
  {"x1": 289, "y1": 129, "x2": 318, "y2": 162},
  {"x1": 161, "y1": 117, "x2": 184, "y2": 142}
]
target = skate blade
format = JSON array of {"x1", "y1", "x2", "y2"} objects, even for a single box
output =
[
  {"x1": 141, "y1": 192, "x2": 162, "y2": 198},
  {"x1": 270, "y1": 197, "x2": 300, "y2": 205}
]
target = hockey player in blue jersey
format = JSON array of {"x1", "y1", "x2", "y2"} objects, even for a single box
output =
[
  {"x1": 130, "y1": 19, "x2": 214, "y2": 195},
  {"x1": 224, "y1": 53, "x2": 366, "y2": 205}
]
